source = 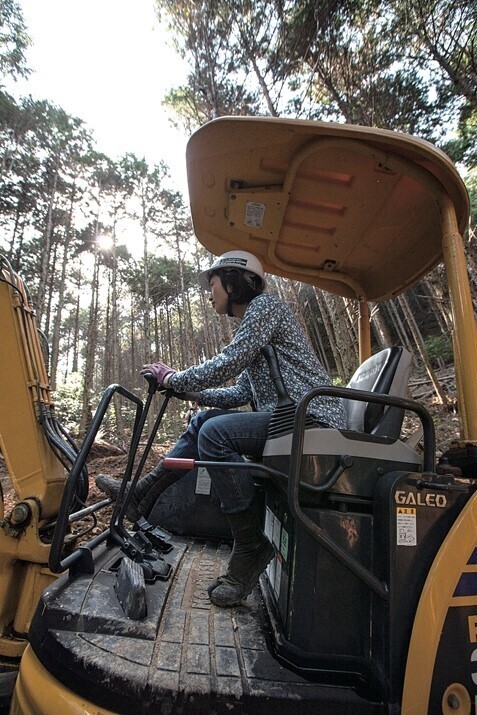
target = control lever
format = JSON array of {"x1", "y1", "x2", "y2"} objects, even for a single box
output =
[{"x1": 142, "y1": 371, "x2": 158, "y2": 394}]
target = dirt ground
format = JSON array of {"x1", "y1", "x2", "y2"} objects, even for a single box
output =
[
  {"x1": 0, "y1": 439, "x2": 176, "y2": 536},
  {"x1": 0, "y1": 370, "x2": 462, "y2": 535}
]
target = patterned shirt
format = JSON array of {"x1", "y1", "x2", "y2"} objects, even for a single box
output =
[{"x1": 169, "y1": 293, "x2": 347, "y2": 429}]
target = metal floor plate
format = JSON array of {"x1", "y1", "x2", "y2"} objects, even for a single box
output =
[{"x1": 31, "y1": 538, "x2": 384, "y2": 714}]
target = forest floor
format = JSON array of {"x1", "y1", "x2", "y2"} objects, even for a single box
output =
[{"x1": 0, "y1": 365, "x2": 462, "y2": 536}]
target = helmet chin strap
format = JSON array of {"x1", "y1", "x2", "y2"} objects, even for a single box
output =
[
  {"x1": 218, "y1": 273, "x2": 236, "y2": 317},
  {"x1": 227, "y1": 293, "x2": 235, "y2": 317}
]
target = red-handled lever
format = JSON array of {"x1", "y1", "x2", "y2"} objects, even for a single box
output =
[{"x1": 163, "y1": 457, "x2": 196, "y2": 470}]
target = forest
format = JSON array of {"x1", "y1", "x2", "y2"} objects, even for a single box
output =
[{"x1": 0, "y1": 0, "x2": 476, "y2": 443}]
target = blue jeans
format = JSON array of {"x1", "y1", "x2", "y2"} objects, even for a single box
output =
[{"x1": 164, "y1": 409, "x2": 271, "y2": 514}]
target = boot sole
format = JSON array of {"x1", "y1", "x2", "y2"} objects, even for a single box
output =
[{"x1": 95, "y1": 476, "x2": 140, "y2": 522}]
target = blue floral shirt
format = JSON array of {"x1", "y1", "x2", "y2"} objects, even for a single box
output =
[{"x1": 169, "y1": 293, "x2": 346, "y2": 429}]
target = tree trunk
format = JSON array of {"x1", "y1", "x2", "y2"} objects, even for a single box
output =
[
  {"x1": 314, "y1": 288, "x2": 346, "y2": 381},
  {"x1": 79, "y1": 249, "x2": 100, "y2": 436},
  {"x1": 386, "y1": 300, "x2": 415, "y2": 355},
  {"x1": 397, "y1": 293, "x2": 449, "y2": 405},
  {"x1": 50, "y1": 244, "x2": 69, "y2": 390},
  {"x1": 130, "y1": 294, "x2": 137, "y2": 386},
  {"x1": 37, "y1": 168, "x2": 58, "y2": 323},
  {"x1": 141, "y1": 195, "x2": 152, "y2": 362},
  {"x1": 50, "y1": 179, "x2": 76, "y2": 390},
  {"x1": 370, "y1": 301, "x2": 393, "y2": 349},
  {"x1": 72, "y1": 262, "x2": 82, "y2": 374},
  {"x1": 301, "y1": 288, "x2": 332, "y2": 373},
  {"x1": 109, "y1": 225, "x2": 125, "y2": 438},
  {"x1": 324, "y1": 292, "x2": 358, "y2": 379}
]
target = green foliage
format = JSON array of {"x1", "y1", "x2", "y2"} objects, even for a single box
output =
[
  {"x1": 124, "y1": 254, "x2": 197, "y2": 308},
  {"x1": 54, "y1": 373, "x2": 141, "y2": 444},
  {"x1": 157, "y1": 0, "x2": 283, "y2": 123},
  {"x1": 0, "y1": 0, "x2": 31, "y2": 83},
  {"x1": 53, "y1": 372, "x2": 84, "y2": 430},
  {"x1": 278, "y1": 0, "x2": 440, "y2": 134},
  {"x1": 443, "y1": 107, "x2": 477, "y2": 167},
  {"x1": 424, "y1": 335, "x2": 454, "y2": 367},
  {"x1": 156, "y1": 0, "x2": 476, "y2": 168},
  {"x1": 394, "y1": 0, "x2": 476, "y2": 114},
  {"x1": 465, "y1": 169, "x2": 477, "y2": 229}
]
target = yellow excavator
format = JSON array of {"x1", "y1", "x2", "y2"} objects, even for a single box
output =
[{"x1": 1, "y1": 117, "x2": 475, "y2": 714}]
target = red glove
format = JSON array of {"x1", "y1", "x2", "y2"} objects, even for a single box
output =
[{"x1": 141, "y1": 362, "x2": 176, "y2": 386}]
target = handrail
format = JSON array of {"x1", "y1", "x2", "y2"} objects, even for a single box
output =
[
  {"x1": 109, "y1": 382, "x2": 172, "y2": 546},
  {"x1": 49, "y1": 384, "x2": 144, "y2": 574}
]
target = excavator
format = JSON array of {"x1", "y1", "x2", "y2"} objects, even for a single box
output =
[{"x1": 1, "y1": 116, "x2": 476, "y2": 714}]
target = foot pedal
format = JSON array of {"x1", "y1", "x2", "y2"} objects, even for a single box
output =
[
  {"x1": 115, "y1": 556, "x2": 147, "y2": 620},
  {"x1": 141, "y1": 556, "x2": 172, "y2": 582},
  {"x1": 121, "y1": 530, "x2": 173, "y2": 583},
  {"x1": 134, "y1": 516, "x2": 173, "y2": 553}
]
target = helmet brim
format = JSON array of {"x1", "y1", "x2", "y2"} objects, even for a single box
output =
[{"x1": 198, "y1": 269, "x2": 212, "y2": 291}]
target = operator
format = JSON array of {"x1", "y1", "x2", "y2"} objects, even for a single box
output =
[{"x1": 96, "y1": 250, "x2": 346, "y2": 607}]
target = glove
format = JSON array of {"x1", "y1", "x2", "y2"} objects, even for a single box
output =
[{"x1": 141, "y1": 361, "x2": 176, "y2": 386}]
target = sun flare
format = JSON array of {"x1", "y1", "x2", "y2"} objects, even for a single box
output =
[{"x1": 96, "y1": 234, "x2": 114, "y2": 251}]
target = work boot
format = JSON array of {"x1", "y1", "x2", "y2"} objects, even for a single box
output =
[
  {"x1": 95, "y1": 461, "x2": 178, "y2": 522},
  {"x1": 209, "y1": 506, "x2": 275, "y2": 607}
]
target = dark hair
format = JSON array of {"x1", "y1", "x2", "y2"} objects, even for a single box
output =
[{"x1": 211, "y1": 267, "x2": 264, "y2": 310}]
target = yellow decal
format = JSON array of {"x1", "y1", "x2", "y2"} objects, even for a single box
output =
[{"x1": 468, "y1": 615, "x2": 477, "y2": 643}]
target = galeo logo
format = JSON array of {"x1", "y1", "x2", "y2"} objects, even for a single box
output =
[{"x1": 395, "y1": 490, "x2": 447, "y2": 508}]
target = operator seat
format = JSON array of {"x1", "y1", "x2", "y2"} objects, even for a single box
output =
[
  {"x1": 344, "y1": 346, "x2": 412, "y2": 438},
  {"x1": 262, "y1": 346, "x2": 420, "y2": 504}
]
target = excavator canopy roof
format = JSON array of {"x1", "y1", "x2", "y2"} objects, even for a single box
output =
[{"x1": 186, "y1": 117, "x2": 469, "y2": 302}]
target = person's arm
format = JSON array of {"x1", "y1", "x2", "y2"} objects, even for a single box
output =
[
  {"x1": 168, "y1": 296, "x2": 282, "y2": 393},
  {"x1": 171, "y1": 373, "x2": 252, "y2": 408},
  {"x1": 198, "y1": 371, "x2": 253, "y2": 408},
  {"x1": 172, "y1": 390, "x2": 202, "y2": 402}
]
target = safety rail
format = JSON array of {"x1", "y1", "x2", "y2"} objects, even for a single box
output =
[{"x1": 49, "y1": 383, "x2": 144, "y2": 574}]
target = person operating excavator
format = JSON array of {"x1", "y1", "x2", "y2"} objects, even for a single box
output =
[{"x1": 96, "y1": 250, "x2": 346, "y2": 607}]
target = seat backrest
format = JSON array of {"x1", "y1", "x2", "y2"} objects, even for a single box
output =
[{"x1": 344, "y1": 347, "x2": 412, "y2": 438}]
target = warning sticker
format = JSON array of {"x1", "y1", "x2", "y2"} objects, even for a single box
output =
[
  {"x1": 264, "y1": 506, "x2": 274, "y2": 541},
  {"x1": 265, "y1": 508, "x2": 275, "y2": 582},
  {"x1": 244, "y1": 201, "x2": 266, "y2": 228},
  {"x1": 195, "y1": 467, "x2": 211, "y2": 495},
  {"x1": 272, "y1": 513, "x2": 281, "y2": 549},
  {"x1": 280, "y1": 528, "x2": 289, "y2": 561},
  {"x1": 397, "y1": 507, "x2": 417, "y2": 546}
]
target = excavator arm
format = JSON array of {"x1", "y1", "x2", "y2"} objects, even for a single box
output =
[{"x1": 0, "y1": 255, "x2": 75, "y2": 659}]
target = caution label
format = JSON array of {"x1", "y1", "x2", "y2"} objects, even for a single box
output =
[
  {"x1": 244, "y1": 201, "x2": 266, "y2": 228},
  {"x1": 195, "y1": 467, "x2": 212, "y2": 495},
  {"x1": 397, "y1": 507, "x2": 417, "y2": 546}
]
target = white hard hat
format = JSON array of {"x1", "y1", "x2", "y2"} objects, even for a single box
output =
[{"x1": 198, "y1": 250, "x2": 266, "y2": 291}]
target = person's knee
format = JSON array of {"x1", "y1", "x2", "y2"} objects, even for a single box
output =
[
  {"x1": 197, "y1": 417, "x2": 229, "y2": 459},
  {"x1": 190, "y1": 408, "x2": 229, "y2": 432},
  {"x1": 187, "y1": 409, "x2": 214, "y2": 439}
]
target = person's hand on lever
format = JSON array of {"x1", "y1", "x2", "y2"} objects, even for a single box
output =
[{"x1": 140, "y1": 361, "x2": 176, "y2": 387}]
